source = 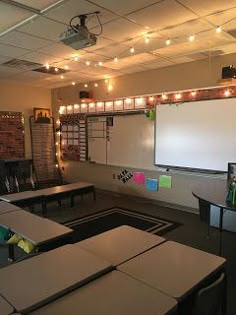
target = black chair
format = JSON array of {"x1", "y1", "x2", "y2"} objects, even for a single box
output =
[
  {"x1": 0, "y1": 161, "x2": 10, "y2": 193},
  {"x1": 16, "y1": 160, "x2": 35, "y2": 191},
  {"x1": 198, "y1": 199, "x2": 211, "y2": 237},
  {"x1": 192, "y1": 272, "x2": 227, "y2": 315}
]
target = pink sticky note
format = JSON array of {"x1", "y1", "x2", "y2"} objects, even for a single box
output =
[{"x1": 133, "y1": 172, "x2": 145, "y2": 184}]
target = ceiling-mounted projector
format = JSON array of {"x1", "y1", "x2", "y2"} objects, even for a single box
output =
[{"x1": 60, "y1": 12, "x2": 102, "y2": 50}]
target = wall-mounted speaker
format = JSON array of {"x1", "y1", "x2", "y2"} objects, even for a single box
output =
[
  {"x1": 79, "y1": 90, "x2": 89, "y2": 99},
  {"x1": 222, "y1": 65, "x2": 236, "y2": 79}
]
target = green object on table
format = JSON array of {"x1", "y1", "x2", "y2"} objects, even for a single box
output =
[
  {"x1": 159, "y1": 175, "x2": 172, "y2": 188},
  {"x1": 0, "y1": 226, "x2": 9, "y2": 241},
  {"x1": 227, "y1": 182, "x2": 236, "y2": 205}
]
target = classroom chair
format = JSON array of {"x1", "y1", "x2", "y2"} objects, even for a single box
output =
[
  {"x1": 192, "y1": 272, "x2": 227, "y2": 315},
  {"x1": 0, "y1": 161, "x2": 10, "y2": 193}
]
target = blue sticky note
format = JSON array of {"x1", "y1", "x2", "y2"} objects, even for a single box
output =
[{"x1": 146, "y1": 178, "x2": 158, "y2": 191}]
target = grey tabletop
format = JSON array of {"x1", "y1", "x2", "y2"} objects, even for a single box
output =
[
  {"x1": 118, "y1": 240, "x2": 226, "y2": 300},
  {"x1": 0, "y1": 245, "x2": 112, "y2": 314},
  {"x1": 0, "y1": 210, "x2": 72, "y2": 245},
  {"x1": 0, "y1": 295, "x2": 14, "y2": 315},
  {"x1": 28, "y1": 270, "x2": 177, "y2": 315},
  {"x1": 0, "y1": 190, "x2": 43, "y2": 202},
  {"x1": 76, "y1": 225, "x2": 165, "y2": 266},
  {"x1": 0, "y1": 201, "x2": 22, "y2": 215}
]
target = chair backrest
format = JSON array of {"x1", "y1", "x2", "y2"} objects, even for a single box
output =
[
  {"x1": 198, "y1": 199, "x2": 211, "y2": 225},
  {"x1": 192, "y1": 272, "x2": 226, "y2": 315},
  {"x1": 0, "y1": 161, "x2": 7, "y2": 179}
]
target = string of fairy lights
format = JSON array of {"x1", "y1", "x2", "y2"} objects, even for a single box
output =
[{"x1": 43, "y1": 12, "x2": 236, "y2": 87}]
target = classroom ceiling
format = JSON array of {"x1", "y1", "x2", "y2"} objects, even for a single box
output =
[{"x1": 0, "y1": 0, "x2": 236, "y2": 88}]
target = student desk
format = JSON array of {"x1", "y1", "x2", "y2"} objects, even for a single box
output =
[
  {"x1": 0, "y1": 245, "x2": 112, "y2": 314},
  {"x1": 0, "y1": 201, "x2": 21, "y2": 215},
  {"x1": 0, "y1": 210, "x2": 73, "y2": 260},
  {"x1": 0, "y1": 296, "x2": 14, "y2": 315},
  {"x1": 77, "y1": 225, "x2": 166, "y2": 266},
  {"x1": 28, "y1": 271, "x2": 177, "y2": 315},
  {"x1": 0, "y1": 182, "x2": 96, "y2": 216},
  {"x1": 193, "y1": 181, "x2": 236, "y2": 254},
  {"x1": 118, "y1": 241, "x2": 226, "y2": 311}
]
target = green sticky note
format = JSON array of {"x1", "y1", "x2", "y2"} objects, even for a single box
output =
[{"x1": 159, "y1": 175, "x2": 172, "y2": 188}]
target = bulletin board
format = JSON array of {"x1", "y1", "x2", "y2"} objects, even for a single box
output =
[{"x1": 88, "y1": 113, "x2": 155, "y2": 169}]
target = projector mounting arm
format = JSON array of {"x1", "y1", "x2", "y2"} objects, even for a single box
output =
[{"x1": 69, "y1": 11, "x2": 103, "y2": 36}]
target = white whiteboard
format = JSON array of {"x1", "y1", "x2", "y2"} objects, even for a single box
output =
[
  {"x1": 155, "y1": 98, "x2": 236, "y2": 172},
  {"x1": 88, "y1": 114, "x2": 155, "y2": 169}
]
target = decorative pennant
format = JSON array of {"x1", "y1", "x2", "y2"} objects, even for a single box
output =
[
  {"x1": 146, "y1": 178, "x2": 158, "y2": 191},
  {"x1": 117, "y1": 169, "x2": 133, "y2": 183},
  {"x1": 133, "y1": 172, "x2": 145, "y2": 184},
  {"x1": 159, "y1": 175, "x2": 172, "y2": 188}
]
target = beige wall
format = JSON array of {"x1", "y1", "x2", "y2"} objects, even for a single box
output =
[
  {"x1": 51, "y1": 53, "x2": 232, "y2": 211},
  {"x1": 0, "y1": 81, "x2": 51, "y2": 158}
]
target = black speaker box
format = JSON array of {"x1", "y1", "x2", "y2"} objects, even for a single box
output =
[
  {"x1": 222, "y1": 65, "x2": 236, "y2": 79},
  {"x1": 79, "y1": 90, "x2": 89, "y2": 99}
]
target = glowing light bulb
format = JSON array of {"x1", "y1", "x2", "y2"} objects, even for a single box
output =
[
  {"x1": 72, "y1": 81, "x2": 75, "y2": 85},
  {"x1": 166, "y1": 38, "x2": 171, "y2": 45},
  {"x1": 224, "y1": 89, "x2": 231, "y2": 97},
  {"x1": 55, "y1": 67, "x2": 58, "y2": 72},
  {"x1": 60, "y1": 75, "x2": 64, "y2": 79},
  {"x1": 108, "y1": 84, "x2": 113, "y2": 91},
  {"x1": 64, "y1": 65, "x2": 69, "y2": 69},
  {"x1": 98, "y1": 61, "x2": 103, "y2": 66},
  {"x1": 45, "y1": 63, "x2": 50, "y2": 69},
  {"x1": 130, "y1": 47, "x2": 135, "y2": 53},
  {"x1": 191, "y1": 91, "x2": 197, "y2": 97},
  {"x1": 84, "y1": 84, "x2": 88, "y2": 88},
  {"x1": 175, "y1": 93, "x2": 182, "y2": 100},
  {"x1": 216, "y1": 26, "x2": 222, "y2": 33},
  {"x1": 86, "y1": 61, "x2": 90, "y2": 66},
  {"x1": 94, "y1": 83, "x2": 98, "y2": 87},
  {"x1": 73, "y1": 56, "x2": 79, "y2": 61},
  {"x1": 114, "y1": 56, "x2": 118, "y2": 62},
  {"x1": 189, "y1": 35, "x2": 195, "y2": 42},
  {"x1": 161, "y1": 94, "x2": 168, "y2": 100},
  {"x1": 145, "y1": 36, "x2": 150, "y2": 44},
  {"x1": 149, "y1": 96, "x2": 154, "y2": 102}
]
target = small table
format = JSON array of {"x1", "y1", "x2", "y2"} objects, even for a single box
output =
[
  {"x1": 28, "y1": 271, "x2": 177, "y2": 315},
  {"x1": 0, "y1": 244, "x2": 112, "y2": 314},
  {"x1": 0, "y1": 296, "x2": 14, "y2": 315},
  {"x1": 118, "y1": 241, "x2": 226, "y2": 310},
  {"x1": 76, "y1": 225, "x2": 165, "y2": 266},
  {"x1": 0, "y1": 201, "x2": 21, "y2": 215},
  {"x1": 0, "y1": 210, "x2": 73, "y2": 260},
  {"x1": 192, "y1": 181, "x2": 236, "y2": 254}
]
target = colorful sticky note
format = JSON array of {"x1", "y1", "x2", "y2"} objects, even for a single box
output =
[
  {"x1": 133, "y1": 172, "x2": 145, "y2": 184},
  {"x1": 146, "y1": 178, "x2": 158, "y2": 191},
  {"x1": 159, "y1": 175, "x2": 172, "y2": 188}
]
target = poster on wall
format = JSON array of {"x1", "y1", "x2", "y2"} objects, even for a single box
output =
[{"x1": 34, "y1": 108, "x2": 50, "y2": 123}]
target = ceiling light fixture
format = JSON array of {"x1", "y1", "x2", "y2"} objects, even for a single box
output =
[
  {"x1": 166, "y1": 38, "x2": 171, "y2": 45},
  {"x1": 188, "y1": 35, "x2": 195, "y2": 42}
]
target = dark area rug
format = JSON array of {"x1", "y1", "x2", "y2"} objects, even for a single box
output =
[{"x1": 64, "y1": 207, "x2": 182, "y2": 242}]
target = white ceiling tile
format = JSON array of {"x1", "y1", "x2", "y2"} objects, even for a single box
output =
[
  {"x1": 178, "y1": 0, "x2": 236, "y2": 17},
  {"x1": 0, "y1": 31, "x2": 52, "y2": 50},
  {"x1": 205, "y1": 8, "x2": 236, "y2": 32},
  {"x1": 0, "y1": 2, "x2": 33, "y2": 33},
  {"x1": 90, "y1": 0, "x2": 162, "y2": 15},
  {"x1": 0, "y1": 55, "x2": 13, "y2": 65},
  {"x1": 104, "y1": 52, "x2": 158, "y2": 69},
  {"x1": 127, "y1": 0, "x2": 196, "y2": 30},
  {"x1": 22, "y1": 51, "x2": 63, "y2": 64},
  {"x1": 0, "y1": 66, "x2": 25, "y2": 78},
  {"x1": 97, "y1": 18, "x2": 145, "y2": 42},
  {"x1": 121, "y1": 66, "x2": 149, "y2": 74},
  {"x1": 39, "y1": 42, "x2": 80, "y2": 58},
  {"x1": 18, "y1": 16, "x2": 66, "y2": 41},
  {"x1": 82, "y1": 37, "x2": 115, "y2": 52},
  {"x1": 143, "y1": 59, "x2": 175, "y2": 69},
  {"x1": 46, "y1": 0, "x2": 117, "y2": 26},
  {"x1": 0, "y1": 43, "x2": 30, "y2": 58},
  {"x1": 93, "y1": 43, "x2": 130, "y2": 58},
  {"x1": 123, "y1": 33, "x2": 164, "y2": 54},
  {"x1": 13, "y1": 0, "x2": 62, "y2": 11}
]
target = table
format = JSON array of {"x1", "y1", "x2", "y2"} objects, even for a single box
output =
[
  {"x1": 76, "y1": 225, "x2": 165, "y2": 266},
  {"x1": 28, "y1": 271, "x2": 177, "y2": 315},
  {"x1": 0, "y1": 210, "x2": 73, "y2": 260},
  {"x1": 0, "y1": 182, "x2": 96, "y2": 216},
  {"x1": 0, "y1": 296, "x2": 14, "y2": 315},
  {"x1": 192, "y1": 180, "x2": 236, "y2": 253},
  {"x1": 0, "y1": 244, "x2": 112, "y2": 314},
  {"x1": 0, "y1": 201, "x2": 21, "y2": 215},
  {"x1": 118, "y1": 241, "x2": 226, "y2": 307}
]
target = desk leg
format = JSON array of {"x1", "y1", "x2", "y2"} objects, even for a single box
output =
[
  {"x1": 219, "y1": 207, "x2": 224, "y2": 256},
  {"x1": 8, "y1": 244, "x2": 15, "y2": 262},
  {"x1": 42, "y1": 200, "x2": 47, "y2": 217},
  {"x1": 93, "y1": 188, "x2": 96, "y2": 201},
  {"x1": 222, "y1": 272, "x2": 228, "y2": 315},
  {"x1": 70, "y1": 193, "x2": 74, "y2": 208}
]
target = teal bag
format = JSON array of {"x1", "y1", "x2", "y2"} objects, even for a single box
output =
[{"x1": 0, "y1": 226, "x2": 10, "y2": 241}]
